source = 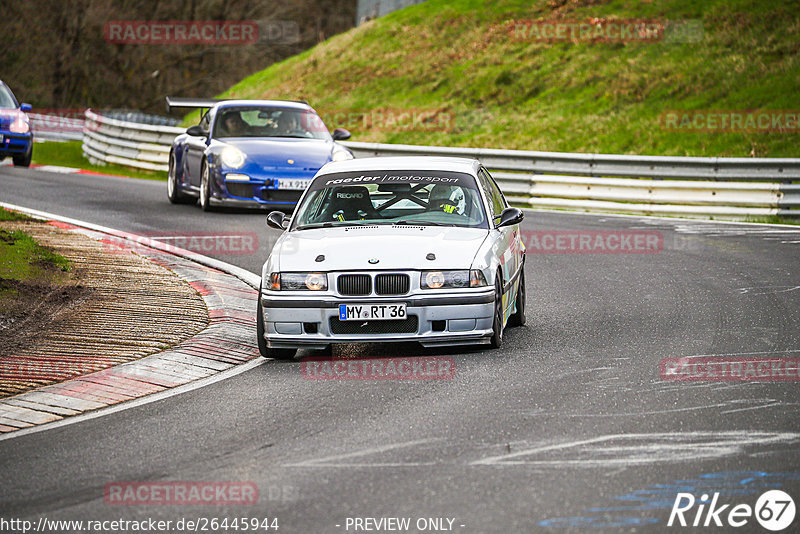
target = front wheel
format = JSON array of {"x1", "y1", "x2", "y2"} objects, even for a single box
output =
[
  {"x1": 489, "y1": 273, "x2": 504, "y2": 349},
  {"x1": 167, "y1": 152, "x2": 194, "y2": 204},
  {"x1": 13, "y1": 143, "x2": 32, "y2": 167},
  {"x1": 508, "y1": 267, "x2": 526, "y2": 327},
  {"x1": 198, "y1": 161, "x2": 214, "y2": 212},
  {"x1": 257, "y1": 289, "x2": 296, "y2": 360}
]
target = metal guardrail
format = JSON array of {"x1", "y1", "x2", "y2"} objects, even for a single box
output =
[
  {"x1": 29, "y1": 113, "x2": 85, "y2": 142},
  {"x1": 83, "y1": 109, "x2": 183, "y2": 172},
  {"x1": 343, "y1": 141, "x2": 800, "y2": 181},
  {"x1": 343, "y1": 141, "x2": 800, "y2": 218},
  {"x1": 80, "y1": 110, "x2": 799, "y2": 219},
  {"x1": 31, "y1": 110, "x2": 177, "y2": 142},
  {"x1": 100, "y1": 110, "x2": 180, "y2": 127}
]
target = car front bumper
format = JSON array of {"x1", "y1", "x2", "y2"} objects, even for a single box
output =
[
  {"x1": 209, "y1": 183, "x2": 305, "y2": 210},
  {"x1": 0, "y1": 131, "x2": 32, "y2": 157},
  {"x1": 208, "y1": 196, "x2": 297, "y2": 210},
  {"x1": 210, "y1": 170, "x2": 308, "y2": 209},
  {"x1": 260, "y1": 290, "x2": 496, "y2": 349}
]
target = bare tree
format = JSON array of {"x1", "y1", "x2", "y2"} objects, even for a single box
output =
[{"x1": 0, "y1": 0, "x2": 356, "y2": 113}]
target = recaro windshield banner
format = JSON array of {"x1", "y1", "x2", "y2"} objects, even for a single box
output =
[{"x1": 311, "y1": 171, "x2": 476, "y2": 191}]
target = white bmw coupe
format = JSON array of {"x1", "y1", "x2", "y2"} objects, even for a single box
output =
[{"x1": 258, "y1": 156, "x2": 526, "y2": 359}]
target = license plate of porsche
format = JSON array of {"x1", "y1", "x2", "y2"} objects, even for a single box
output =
[
  {"x1": 339, "y1": 303, "x2": 406, "y2": 321},
  {"x1": 277, "y1": 178, "x2": 311, "y2": 190}
]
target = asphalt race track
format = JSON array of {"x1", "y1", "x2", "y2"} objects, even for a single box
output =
[{"x1": 2, "y1": 165, "x2": 800, "y2": 532}]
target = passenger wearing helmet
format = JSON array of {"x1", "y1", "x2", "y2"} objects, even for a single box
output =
[{"x1": 428, "y1": 184, "x2": 463, "y2": 214}]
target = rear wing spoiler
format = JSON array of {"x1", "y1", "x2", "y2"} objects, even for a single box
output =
[
  {"x1": 166, "y1": 96, "x2": 314, "y2": 114},
  {"x1": 165, "y1": 97, "x2": 227, "y2": 113}
]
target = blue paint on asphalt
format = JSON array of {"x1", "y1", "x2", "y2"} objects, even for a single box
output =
[{"x1": 539, "y1": 471, "x2": 800, "y2": 528}]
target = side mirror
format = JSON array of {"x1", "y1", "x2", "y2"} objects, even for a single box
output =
[
  {"x1": 495, "y1": 207, "x2": 524, "y2": 229},
  {"x1": 186, "y1": 125, "x2": 207, "y2": 137},
  {"x1": 266, "y1": 211, "x2": 289, "y2": 231},
  {"x1": 332, "y1": 128, "x2": 351, "y2": 141},
  {"x1": 20, "y1": 103, "x2": 32, "y2": 112}
]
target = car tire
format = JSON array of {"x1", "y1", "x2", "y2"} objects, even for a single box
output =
[
  {"x1": 489, "y1": 272, "x2": 504, "y2": 349},
  {"x1": 12, "y1": 143, "x2": 32, "y2": 167},
  {"x1": 508, "y1": 267, "x2": 526, "y2": 327},
  {"x1": 199, "y1": 160, "x2": 215, "y2": 212},
  {"x1": 256, "y1": 288, "x2": 296, "y2": 360},
  {"x1": 167, "y1": 152, "x2": 194, "y2": 204}
]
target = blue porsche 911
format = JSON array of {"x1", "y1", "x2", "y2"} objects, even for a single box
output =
[
  {"x1": 166, "y1": 97, "x2": 353, "y2": 211},
  {"x1": 0, "y1": 80, "x2": 33, "y2": 167}
]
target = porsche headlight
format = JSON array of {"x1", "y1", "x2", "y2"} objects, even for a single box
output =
[
  {"x1": 220, "y1": 146, "x2": 245, "y2": 168},
  {"x1": 421, "y1": 270, "x2": 481, "y2": 289},
  {"x1": 270, "y1": 272, "x2": 328, "y2": 291},
  {"x1": 331, "y1": 148, "x2": 353, "y2": 162}
]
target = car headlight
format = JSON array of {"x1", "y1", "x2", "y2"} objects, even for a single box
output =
[
  {"x1": 9, "y1": 113, "x2": 29, "y2": 134},
  {"x1": 421, "y1": 270, "x2": 487, "y2": 289},
  {"x1": 331, "y1": 148, "x2": 353, "y2": 162},
  {"x1": 269, "y1": 272, "x2": 328, "y2": 291},
  {"x1": 220, "y1": 146, "x2": 246, "y2": 168}
]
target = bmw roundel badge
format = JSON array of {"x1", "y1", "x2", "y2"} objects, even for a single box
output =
[{"x1": 368, "y1": 258, "x2": 379, "y2": 264}]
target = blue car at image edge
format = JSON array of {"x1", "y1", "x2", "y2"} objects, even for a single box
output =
[{"x1": 0, "y1": 80, "x2": 33, "y2": 167}]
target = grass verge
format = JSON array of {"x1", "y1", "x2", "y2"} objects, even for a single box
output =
[
  {"x1": 205, "y1": 0, "x2": 799, "y2": 157},
  {"x1": 0, "y1": 209, "x2": 33, "y2": 222},
  {"x1": 0, "y1": 208, "x2": 72, "y2": 306},
  {"x1": 1, "y1": 226, "x2": 70, "y2": 286},
  {"x1": 743, "y1": 215, "x2": 800, "y2": 226},
  {"x1": 32, "y1": 141, "x2": 167, "y2": 181}
]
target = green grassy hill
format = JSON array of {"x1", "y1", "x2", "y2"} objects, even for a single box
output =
[{"x1": 213, "y1": 0, "x2": 799, "y2": 157}]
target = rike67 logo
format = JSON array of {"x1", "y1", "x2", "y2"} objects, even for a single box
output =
[{"x1": 668, "y1": 490, "x2": 795, "y2": 531}]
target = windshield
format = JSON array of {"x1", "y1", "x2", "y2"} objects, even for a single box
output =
[
  {"x1": 213, "y1": 106, "x2": 331, "y2": 140},
  {"x1": 292, "y1": 170, "x2": 488, "y2": 230},
  {"x1": 0, "y1": 84, "x2": 18, "y2": 109}
]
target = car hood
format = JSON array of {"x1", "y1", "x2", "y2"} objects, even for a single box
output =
[
  {"x1": 221, "y1": 138, "x2": 333, "y2": 171},
  {"x1": 274, "y1": 226, "x2": 489, "y2": 271}
]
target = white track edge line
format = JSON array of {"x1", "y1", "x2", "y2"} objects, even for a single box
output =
[
  {"x1": 0, "y1": 202, "x2": 265, "y2": 441},
  {"x1": 0, "y1": 359, "x2": 264, "y2": 442},
  {"x1": 0, "y1": 202, "x2": 262, "y2": 288}
]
